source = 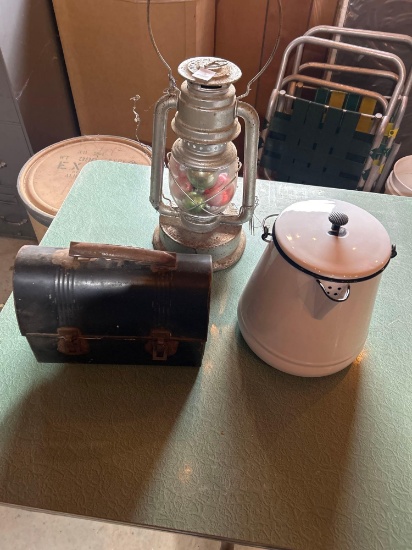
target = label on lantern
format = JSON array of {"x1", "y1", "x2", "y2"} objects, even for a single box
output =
[{"x1": 192, "y1": 68, "x2": 216, "y2": 81}]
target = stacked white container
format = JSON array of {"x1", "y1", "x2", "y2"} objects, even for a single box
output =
[{"x1": 385, "y1": 156, "x2": 412, "y2": 196}]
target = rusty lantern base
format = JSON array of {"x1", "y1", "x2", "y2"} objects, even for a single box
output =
[{"x1": 152, "y1": 215, "x2": 246, "y2": 271}]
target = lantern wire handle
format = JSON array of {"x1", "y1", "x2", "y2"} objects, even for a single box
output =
[
  {"x1": 146, "y1": 0, "x2": 178, "y2": 95},
  {"x1": 146, "y1": 0, "x2": 282, "y2": 99},
  {"x1": 237, "y1": 0, "x2": 283, "y2": 100}
]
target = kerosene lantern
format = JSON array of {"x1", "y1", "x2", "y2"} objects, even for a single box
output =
[{"x1": 150, "y1": 57, "x2": 259, "y2": 270}]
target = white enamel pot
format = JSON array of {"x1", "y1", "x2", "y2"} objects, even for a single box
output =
[{"x1": 238, "y1": 199, "x2": 396, "y2": 377}]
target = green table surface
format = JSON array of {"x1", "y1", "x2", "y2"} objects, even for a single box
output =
[{"x1": 1, "y1": 162, "x2": 411, "y2": 550}]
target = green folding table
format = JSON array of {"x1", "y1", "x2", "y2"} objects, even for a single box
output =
[{"x1": 0, "y1": 162, "x2": 411, "y2": 550}]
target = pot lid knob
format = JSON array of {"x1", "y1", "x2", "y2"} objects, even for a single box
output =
[{"x1": 328, "y1": 211, "x2": 349, "y2": 236}]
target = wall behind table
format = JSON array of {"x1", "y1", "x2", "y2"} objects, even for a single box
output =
[
  {"x1": 52, "y1": 0, "x2": 216, "y2": 150},
  {"x1": 48, "y1": 0, "x2": 339, "y2": 156}
]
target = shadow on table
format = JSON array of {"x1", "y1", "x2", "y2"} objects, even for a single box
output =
[
  {"x1": 0, "y1": 362, "x2": 198, "y2": 521},
  {"x1": 232, "y1": 326, "x2": 362, "y2": 550}
]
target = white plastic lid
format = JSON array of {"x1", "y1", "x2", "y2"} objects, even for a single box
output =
[{"x1": 274, "y1": 199, "x2": 392, "y2": 280}]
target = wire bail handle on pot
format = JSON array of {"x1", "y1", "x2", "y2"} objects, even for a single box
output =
[{"x1": 261, "y1": 213, "x2": 279, "y2": 242}]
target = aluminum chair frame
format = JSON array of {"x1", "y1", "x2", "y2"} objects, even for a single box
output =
[
  {"x1": 300, "y1": 26, "x2": 412, "y2": 190},
  {"x1": 261, "y1": 35, "x2": 406, "y2": 190}
]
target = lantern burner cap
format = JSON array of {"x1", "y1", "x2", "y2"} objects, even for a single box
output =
[{"x1": 178, "y1": 57, "x2": 242, "y2": 86}]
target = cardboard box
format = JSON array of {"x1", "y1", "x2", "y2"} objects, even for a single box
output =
[{"x1": 52, "y1": 0, "x2": 215, "y2": 148}]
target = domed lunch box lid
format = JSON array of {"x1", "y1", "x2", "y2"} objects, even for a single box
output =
[{"x1": 269, "y1": 199, "x2": 395, "y2": 282}]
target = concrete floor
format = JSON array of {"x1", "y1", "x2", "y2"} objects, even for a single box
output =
[
  {"x1": 0, "y1": 237, "x2": 256, "y2": 550},
  {"x1": 0, "y1": 505, "x2": 236, "y2": 550}
]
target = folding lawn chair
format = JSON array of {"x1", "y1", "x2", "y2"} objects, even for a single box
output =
[
  {"x1": 259, "y1": 34, "x2": 408, "y2": 191},
  {"x1": 298, "y1": 26, "x2": 412, "y2": 191}
]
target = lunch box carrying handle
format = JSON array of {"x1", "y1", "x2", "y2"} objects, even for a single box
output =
[{"x1": 69, "y1": 242, "x2": 177, "y2": 269}]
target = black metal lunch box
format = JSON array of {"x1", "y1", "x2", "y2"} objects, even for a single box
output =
[{"x1": 13, "y1": 242, "x2": 212, "y2": 366}]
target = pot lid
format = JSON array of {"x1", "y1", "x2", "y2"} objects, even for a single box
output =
[{"x1": 274, "y1": 199, "x2": 392, "y2": 280}]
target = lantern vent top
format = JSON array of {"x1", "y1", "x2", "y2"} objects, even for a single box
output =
[{"x1": 178, "y1": 57, "x2": 242, "y2": 86}]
